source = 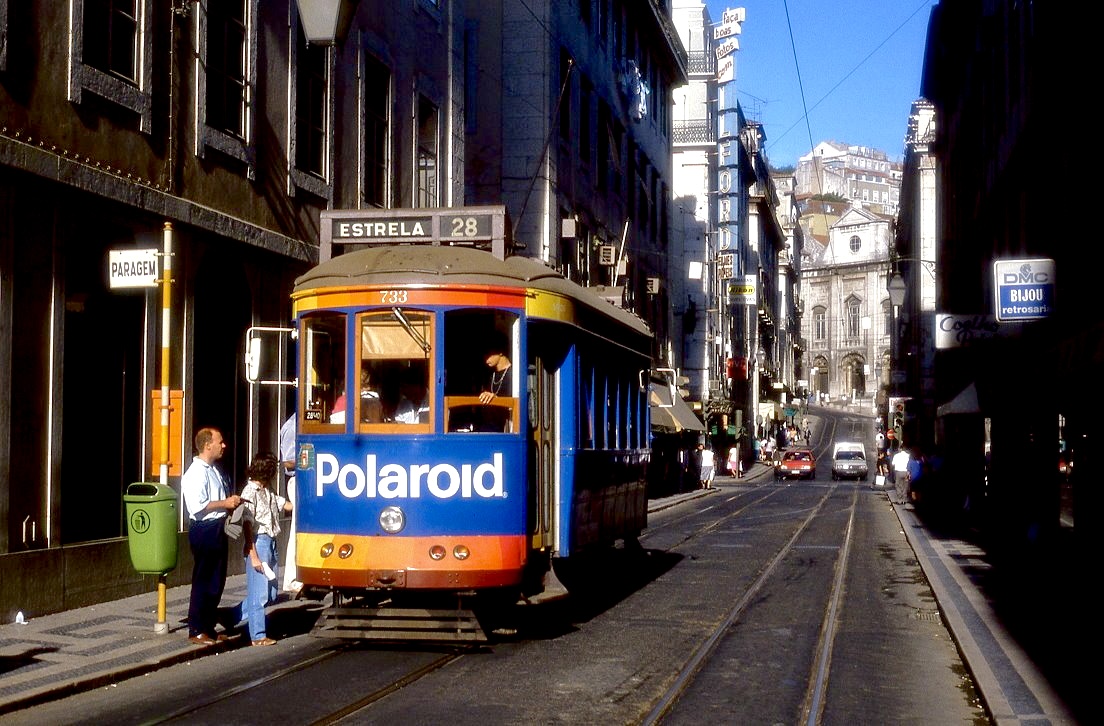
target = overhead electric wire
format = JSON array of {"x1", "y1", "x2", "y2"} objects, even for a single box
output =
[{"x1": 772, "y1": 0, "x2": 933, "y2": 157}]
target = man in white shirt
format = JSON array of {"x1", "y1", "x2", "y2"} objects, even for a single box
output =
[
  {"x1": 181, "y1": 427, "x2": 241, "y2": 645},
  {"x1": 891, "y1": 448, "x2": 912, "y2": 505}
]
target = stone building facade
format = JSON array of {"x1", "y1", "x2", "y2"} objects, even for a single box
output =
[{"x1": 801, "y1": 206, "x2": 893, "y2": 405}]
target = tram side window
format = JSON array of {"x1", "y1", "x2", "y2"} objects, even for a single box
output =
[
  {"x1": 620, "y1": 373, "x2": 631, "y2": 448},
  {"x1": 594, "y1": 372, "x2": 607, "y2": 449},
  {"x1": 632, "y1": 379, "x2": 645, "y2": 448},
  {"x1": 580, "y1": 359, "x2": 595, "y2": 448},
  {"x1": 302, "y1": 312, "x2": 347, "y2": 428},
  {"x1": 358, "y1": 309, "x2": 432, "y2": 428},
  {"x1": 612, "y1": 374, "x2": 622, "y2": 449}
]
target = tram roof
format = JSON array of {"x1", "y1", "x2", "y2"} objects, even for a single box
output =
[{"x1": 294, "y1": 245, "x2": 652, "y2": 337}]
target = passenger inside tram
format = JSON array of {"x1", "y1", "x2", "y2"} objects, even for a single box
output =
[
  {"x1": 358, "y1": 366, "x2": 382, "y2": 423},
  {"x1": 395, "y1": 370, "x2": 430, "y2": 424}
]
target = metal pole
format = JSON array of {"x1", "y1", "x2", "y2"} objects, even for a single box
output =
[{"x1": 156, "y1": 221, "x2": 174, "y2": 635}]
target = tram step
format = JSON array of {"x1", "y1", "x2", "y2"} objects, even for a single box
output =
[{"x1": 313, "y1": 606, "x2": 488, "y2": 643}]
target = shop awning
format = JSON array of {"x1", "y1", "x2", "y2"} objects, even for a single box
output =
[
  {"x1": 936, "y1": 382, "x2": 980, "y2": 417},
  {"x1": 649, "y1": 383, "x2": 705, "y2": 433}
]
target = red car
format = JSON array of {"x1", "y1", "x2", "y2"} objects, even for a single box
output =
[{"x1": 774, "y1": 447, "x2": 816, "y2": 480}]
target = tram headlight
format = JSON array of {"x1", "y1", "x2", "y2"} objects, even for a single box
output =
[
  {"x1": 338, "y1": 543, "x2": 354, "y2": 559},
  {"x1": 379, "y1": 506, "x2": 405, "y2": 534},
  {"x1": 429, "y1": 545, "x2": 447, "y2": 561},
  {"x1": 453, "y1": 544, "x2": 470, "y2": 560},
  {"x1": 320, "y1": 542, "x2": 334, "y2": 558}
]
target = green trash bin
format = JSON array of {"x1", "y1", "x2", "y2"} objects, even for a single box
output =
[{"x1": 124, "y1": 482, "x2": 179, "y2": 574}]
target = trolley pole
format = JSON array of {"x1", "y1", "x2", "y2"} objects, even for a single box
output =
[{"x1": 156, "y1": 222, "x2": 174, "y2": 634}]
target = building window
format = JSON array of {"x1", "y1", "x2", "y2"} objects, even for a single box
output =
[
  {"x1": 849, "y1": 235, "x2": 861, "y2": 253},
  {"x1": 597, "y1": 0, "x2": 608, "y2": 49},
  {"x1": 68, "y1": 0, "x2": 154, "y2": 132},
  {"x1": 813, "y1": 306, "x2": 826, "y2": 342},
  {"x1": 597, "y1": 102, "x2": 611, "y2": 193},
  {"x1": 579, "y1": 77, "x2": 592, "y2": 171},
  {"x1": 288, "y1": 12, "x2": 333, "y2": 200},
  {"x1": 83, "y1": 0, "x2": 138, "y2": 81},
  {"x1": 846, "y1": 297, "x2": 861, "y2": 338},
  {"x1": 464, "y1": 22, "x2": 478, "y2": 134},
  {"x1": 612, "y1": 0, "x2": 623, "y2": 60},
  {"x1": 206, "y1": 2, "x2": 247, "y2": 138},
  {"x1": 882, "y1": 300, "x2": 892, "y2": 336},
  {"x1": 195, "y1": 0, "x2": 258, "y2": 176},
  {"x1": 295, "y1": 43, "x2": 328, "y2": 176},
  {"x1": 362, "y1": 53, "x2": 391, "y2": 208},
  {"x1": 658, "y1": 76, "x2": 668, "y2": 136},
  {"x1": 416, "y1": 95, "x2": 439, "y2": 207}
]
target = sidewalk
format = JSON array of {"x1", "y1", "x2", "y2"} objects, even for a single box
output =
[
  {"x1": 0, "y1": 574, "x2": 325, "y2": 715},
  {"x1": 0, "y1": 470, "x2": 1082, "y2": 724}
]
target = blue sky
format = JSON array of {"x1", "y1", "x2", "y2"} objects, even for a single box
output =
[{"x1": 704, "y1": 1, "x2": 934, "y2": 169}]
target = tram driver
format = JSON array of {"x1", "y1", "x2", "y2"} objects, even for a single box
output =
[{"x1": 479, "y1": 334, "x2": 512, "y2": 404}]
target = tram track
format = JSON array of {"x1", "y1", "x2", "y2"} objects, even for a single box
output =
[
  {"x1": 631, "y1": 412, "x2": 876, "y2": 723},
  {"x1": 306, "y1": 651, "x2": 465, "y2": 725},
  {"x1": 141, "y1": 645, "x2": 469, "y2": 726},
  {"x1": 164, "y1": 484, "x2": 851, "y2": 725},
  {"x1": 640, "y1": 482, "x2": 849, "y2": 724},
  {"x1": 139, "y1": 647, "x2": 346, "y2": 725}
]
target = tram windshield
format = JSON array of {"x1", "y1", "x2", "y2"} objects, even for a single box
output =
[
  {"x1": 443, "y1": 309, "x2": 520, "y2": 433},
  {"x1": 358, "y1": 309, "x2": 432, "y2": 427},
  {"x1": 302, "y1": 312, "x2": 346, "y2": 428}
]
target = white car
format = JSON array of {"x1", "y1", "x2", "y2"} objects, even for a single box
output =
[{"x1": 831, "y1": 442, "x2": 869, "y2": 480}]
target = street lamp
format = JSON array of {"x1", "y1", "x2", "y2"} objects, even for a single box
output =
[
  {"x1": 887, "y1": 271, "x2": 906, "y2": 307},
  {"x1": 295, "y1": 0, "x2": 359, "y2": 45}
]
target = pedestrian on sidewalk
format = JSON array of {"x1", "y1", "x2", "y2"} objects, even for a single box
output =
[
  {"x1": 906, "y1": 448, "x2": 924, "y2": 503},
  {"x1": 728, "y1": 444, "x2": 741, "y2": 478},
  {"x1": 181, "y1": 427, "x2": 241, "y2": 645},
  {"x1": 240, "y1": 452, "x2": 293, "y2": 646},
  {"x1": 891, "y1": 447, "x2": 912, "y2": 504},
  {"x1": 698, "y1": 444, "x2": 716, "y2": 489},
  {"x1": 763, "y1": 436, "x2": 776, "y2": 465}
]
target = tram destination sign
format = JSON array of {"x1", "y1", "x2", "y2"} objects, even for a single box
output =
[
  {"x1": 993, "y1": 257, "x2": 1054, "y2": 323},
  {"x1": 328, "y1": 211, "x2": 494, "y2": 243},
  {"x1": 321, "y1": 206, "x2": 509, "y2": 261},
  {"x1": 108, "y1": 248, "x2": 159, "y2": 289}
]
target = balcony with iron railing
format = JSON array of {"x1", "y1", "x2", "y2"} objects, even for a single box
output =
[
  {"x1": 673, "y1": 118, "x2": 714, "y2": 144},
  {"x1": 687, "y1": 50, "x2": 716, "y2": 76}
]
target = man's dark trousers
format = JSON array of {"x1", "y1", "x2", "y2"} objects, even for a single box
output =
[{"x1": 188, "y1": 517, "x2": 228, "y2": 638}]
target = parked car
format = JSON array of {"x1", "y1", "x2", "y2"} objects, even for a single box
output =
[
  {"x1": 775, "y1": 447, "x2": 816, "y2": 480},
  {"x1": 831, "y1": 442, "x2": 869, "y2": 480}
]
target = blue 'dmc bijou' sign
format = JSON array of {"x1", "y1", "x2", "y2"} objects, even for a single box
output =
[{"x1": 993, "y1": 258, "x2": 1054, "y2": 323}]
